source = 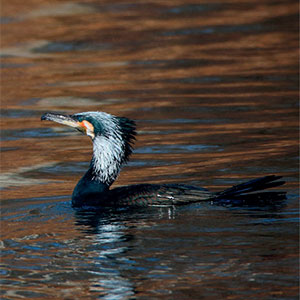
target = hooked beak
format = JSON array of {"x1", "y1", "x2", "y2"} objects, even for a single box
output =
[
  {"x1": 41, "y1": 112, "x2": 80, "y2": 127},
  {"x1": 41, "y1": 112, "x2": 83, "y2": 131},
  {"x1": 41, "y1": 112, "x2": 95, "y2": 139}
]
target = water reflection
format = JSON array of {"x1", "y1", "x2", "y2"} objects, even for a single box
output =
[
  {"x1": 0, "y1": 191, "x2": 297, "y2": 299},
  {"x1": 71, "y1": 207, "x2": 180, "y2": 298},
  {"x1": 72, "y1": 211, "x2": 134, "y2": 299}
]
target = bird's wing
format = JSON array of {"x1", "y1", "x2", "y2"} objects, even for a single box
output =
[{"x1": 109, "y1": 183, "x2": 213, "y2": 207}]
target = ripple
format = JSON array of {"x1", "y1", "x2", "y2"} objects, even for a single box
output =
[
  {"x1": 127, "y1": 160, "x2": 181, "y2": 167},
  {"x1": 165, "y1": 74, "x2": 299, "y2": 84},
  {"x1": 162, "y1": 23, "x2": 264, "y2": 37},
  {"x1": 0, "y1": 62, "x2": 35, "y2": 69},
  {"x1": 0, "y1": 16, "x2": 16, "y2": 24},
  {"x1": 36, "y1": 96, "x2": 101, "y2": 107},
  {"x1": 164, "y1": 3, "x2": 221, "y2": 14},
  {"x1": 0, "y1": 147, "x2": 19, "y2": 152},
  {"x1": 33, "y1": 41, "x2": 111, "y2": 53},
  {"x1": 135, "y1": 144, "x2": 220, "y2": 154},
  {"x1": 129, "y1": 58, "x2": 232, "y2": 69},
  {"x1": 1, "y1": 127, "x2": 74, "y2": 141},
  {"x1": 0, "y1": 109, "x2": 41, "y2": 118},
  {"x1": 25, "y1": 3, "x2": 96, "y2": 18},
  {"x1": 143, "y1": 118, "x2": 225, "y2": 124},
  {"x1": 29, "y1": 162, "x2": 89, "y2": 176}
]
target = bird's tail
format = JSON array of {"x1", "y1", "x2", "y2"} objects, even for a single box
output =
[{"x1": 213, "y1": 175, "x2": 286, "y2": 207}]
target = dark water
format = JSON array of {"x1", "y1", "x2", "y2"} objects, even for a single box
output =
[{"x1": 1, "y1": 0, "x2": 299, "y2": 299}]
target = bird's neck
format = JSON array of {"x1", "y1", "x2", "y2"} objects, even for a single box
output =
[
  {"x1": 90, "y1": 135, "x2": 125, "y2": 186},
  {"x1": 72, "y1": 167, "x2": 109, "y2": 207},
  {"x1": 72, "y1": 132, "x2": 133, "y2": 206},
  {"x1": 71, "y1": 136, "x2": 124, "y2": 206}
]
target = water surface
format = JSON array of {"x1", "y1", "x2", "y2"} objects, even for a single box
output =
[{"x1": 1, "y1": 0, "x2": 299, "y2": 299}]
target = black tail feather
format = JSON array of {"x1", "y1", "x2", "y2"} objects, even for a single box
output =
[
  {"x1": 214, "y1": 176, "x2": 286, "y2": 207},
  {"x1": 216, "y1": 175, "x2": 285, "y2": 197}
]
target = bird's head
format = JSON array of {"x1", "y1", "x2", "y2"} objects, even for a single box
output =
[{"x1": 41, "y1": 111, "x2": 136, "y2": 185}]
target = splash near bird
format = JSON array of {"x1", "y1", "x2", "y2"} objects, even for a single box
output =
[{"x1": 41, "y1": 111, "x2": 286, "y2": 209}]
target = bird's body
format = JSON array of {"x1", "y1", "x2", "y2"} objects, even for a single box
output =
[{"x1": 41, "y1": 111, "x2": 285, "y2": 209}]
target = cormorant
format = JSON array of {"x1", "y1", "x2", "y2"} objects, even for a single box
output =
[{"x1": 41, "y1": 111, "x2": 285, "y2": 209}]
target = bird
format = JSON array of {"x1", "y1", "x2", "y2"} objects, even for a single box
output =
[{"x1": 41, "y1": 111, "x2": 286, "y2": 209}]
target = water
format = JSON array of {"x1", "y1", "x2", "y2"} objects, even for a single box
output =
[{"x1": 1, "y1": 0, "x2": 299, "y2": 299}]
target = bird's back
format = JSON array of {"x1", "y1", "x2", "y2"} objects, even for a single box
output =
[{"x1": 109, "y1": 183, "x2": 212, "y2": 207}]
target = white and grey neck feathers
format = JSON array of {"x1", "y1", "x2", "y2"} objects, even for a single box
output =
[{"x1": 75, "y1": 112, "x2": 136, "y2": 186}]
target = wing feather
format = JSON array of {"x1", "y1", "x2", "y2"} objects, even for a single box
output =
[{"x1": 109, "y1": 184, "x2": 212, "y2": 207}]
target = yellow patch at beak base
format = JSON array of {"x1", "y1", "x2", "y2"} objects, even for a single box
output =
[{"x1": 79, "y1": 120, "x2": 95, "y2": 139}]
